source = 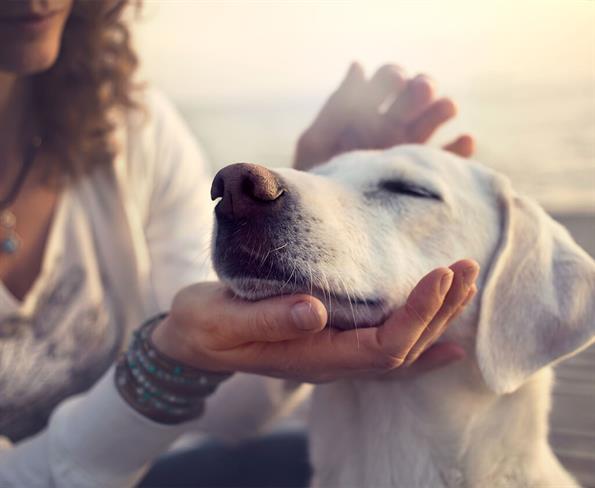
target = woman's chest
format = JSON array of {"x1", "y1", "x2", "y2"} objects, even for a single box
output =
[
  {"x1": 0, "y1": 183, "x2": 59, "y2": 302},
  {"x1": 0, "y1": 285, "x2": 121, "y2": 404},
  {"x1": 0, "y1": 188, "x2": 130, "y2": 440},
  {"x1": 0, "y1": 260, "x2": 125, "y2": 441}
]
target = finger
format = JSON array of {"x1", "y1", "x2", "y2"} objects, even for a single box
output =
[
  {"x1": 366, "y1": 64, "x2": 407, "y2": 109},
  {"x1": 298, "y1": 62, "x2": 366, "y2": 160},
  {"x1": 339, "y1": 61, "x2": 366, "y2": 93},
  {"x1": 373, "y1": 266, "x2": 455, "y2": 363},
  {"x1": 443, "y1": 134, "x2": 475, "y2": 158},
  {"x1": 403, "y1": 260, "x2": 479, "y2": 366},
  {"x1": 312, "y1": 62, "x2": 365, "y2": 132},
  {"x1": 384, "y1": 74, "x2": 435, "y2": 125},
  {"x1": 294, "y1": 62, "x2": 367, "y2": 170},
  {"x1": 281, "y1": 267, "x2": 455, "y2": 377},
  {"x1": 232, "y1": 326, "x2": 382, "y2": 380},
  {"x1": 407, "y1": 98, "x2": 457, "y2": 143},
  {"x1": 381, "y1": 342, "x2": 466, "y2": 380},
  {"x1": 210, "y1": 294, "x2": 328, "y2": 348},
  {"x1": 446, "y1": 284, "x2": 477, "y2": 324},
  {"x1": 404, "y1": 260, "x2": 479, "y2": 364}
]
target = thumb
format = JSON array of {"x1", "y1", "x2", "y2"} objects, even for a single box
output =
[{"x1": 223, "y1": 295, "x2": 328, "y2": 346}]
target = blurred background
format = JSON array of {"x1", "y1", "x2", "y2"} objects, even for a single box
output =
[
  {"x1": 134, "y1": 0, "x2": 594, "y2": 214},
  {"x1": 133, "y1": 1, "x2": 594, "y2": 485}
]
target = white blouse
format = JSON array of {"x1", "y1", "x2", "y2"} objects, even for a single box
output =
[{"x1": 0, "y1": 89, "x2": 306, "y2": 487}]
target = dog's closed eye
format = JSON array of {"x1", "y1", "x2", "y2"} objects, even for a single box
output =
[{"x1": 379, "y1": 180, "x2": 442, "y2": 201}]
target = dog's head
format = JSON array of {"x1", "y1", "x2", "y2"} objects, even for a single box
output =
[{"x1": 211, "y1": 145, "x2": 595, "y2": 393}]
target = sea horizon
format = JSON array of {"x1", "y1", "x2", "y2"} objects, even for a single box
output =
[{"x1": 170, "y1": 77, "x2": 594, "y2": 214}]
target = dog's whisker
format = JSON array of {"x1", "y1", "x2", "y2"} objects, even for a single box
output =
[
  {"x1": 189, "y1": 239, "x2": 212, "y2": 261},
  {"x1": 292, "y1": 266, "x2": 304, "y2": 294},
  {"x1": 320, "y1": 271, "x2": 334, "y2": 329},
  {"x1": 261, "y1": 241, "x2": 288, "y2": 271},
  {"x1": 190, "y1": 244, "x2": 212, "y2": 269},
  {"x1": 338, "y1": 276, "x2": 360, "y2": 349},
  {"x1": 258, "y1": 244, "x2": 274, "y2": 268},
  {"x1": 307, "y1": 262, "x2": 314, "y2": 301},
  {"x1": 310, "y1": 269, "x2": 331, "y2": 338},
  {"x1": 280, "y1": 263, "x2": 297, "y2": 291},
  {"x1": 271, "y1": 242, "x2": 288, "y2": 253},
  {"x1": 264, "y1": 258, "x2": 275, "y2": 282}
]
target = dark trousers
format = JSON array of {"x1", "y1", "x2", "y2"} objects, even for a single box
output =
[{"x1": 139, "y1": 431, "x2": 311, "y2": 488}]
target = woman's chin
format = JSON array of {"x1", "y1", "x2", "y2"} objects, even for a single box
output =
[{"x1": 0, "y1": 43, "x2": 60, "y2": 75}]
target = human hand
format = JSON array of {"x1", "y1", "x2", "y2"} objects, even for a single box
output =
[
  {"x1": 294, "y1": 63, "x2": 475, "y2": 171},
  {"x1": 151, "y1": 260, "x2": 479, "y2": 384}
]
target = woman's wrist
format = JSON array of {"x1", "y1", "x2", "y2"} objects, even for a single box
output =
[
  {"x1": 150, "y1": 314, "x2": 194, "y2": 365},
  {"x1": 115, "y1": 313, "x2": 233, "y2": 425},
  {"x1": 151, "y1": 313, "x2": 234, "y2": 373}
]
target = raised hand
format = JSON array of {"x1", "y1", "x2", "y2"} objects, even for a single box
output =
[{"x1": 294, "y1": 63, "x2": 474, "y2": 171}]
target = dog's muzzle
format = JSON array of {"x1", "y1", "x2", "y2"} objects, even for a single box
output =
[
  {"x1": 210, "y1": 163, "x2": 298, "y2": 282},
  {"x1": 210, "y1": 163, "x2": 387, "y2": 328}
]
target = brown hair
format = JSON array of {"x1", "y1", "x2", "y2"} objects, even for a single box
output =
[{"x1": 33, "y1": 0, "x2": 141, "y2": 185}]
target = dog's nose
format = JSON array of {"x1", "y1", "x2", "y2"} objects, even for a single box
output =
[{"x1": 211, "y1": 163, "x2": 286, "y2": 220}]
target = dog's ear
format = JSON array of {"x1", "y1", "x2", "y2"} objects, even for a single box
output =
[{"x1": 476, "y1": 176, "x2": 595, "y2": 394}]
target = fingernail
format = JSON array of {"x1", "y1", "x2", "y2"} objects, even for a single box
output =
[
  {"x1": 440, "y1": 270, "x2": 454, "y2": 296},
  {"x1": 463, "y1": 265, "x2": 480, "y2": 287},
  {"x1": 291, "y1": 302, "x2": 325, "y2": 331}
]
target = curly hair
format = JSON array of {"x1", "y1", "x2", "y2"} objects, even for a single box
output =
[{"x1": 33, "y1": 0, "x2": 141, "y2": 185}]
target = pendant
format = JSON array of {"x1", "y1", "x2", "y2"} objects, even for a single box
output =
[
  {"x1": 0, "y1": 235, "x2": 19, "y2": 254},
  {"x1": 0, "y1": 210, "x2": 20, "y2": 254}
]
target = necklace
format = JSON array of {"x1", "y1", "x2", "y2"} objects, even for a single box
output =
[{"x1": 0, "y1": 135, "x2": 42, "y2": 255}]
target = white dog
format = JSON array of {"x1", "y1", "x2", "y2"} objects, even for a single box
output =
[{"x1": 211, "y1": 145, "x2": 595, "y2": 487}]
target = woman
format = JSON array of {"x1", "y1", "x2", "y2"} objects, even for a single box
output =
[{"x1": 0, "y1": 0, "x2": 478, "y2": 486}]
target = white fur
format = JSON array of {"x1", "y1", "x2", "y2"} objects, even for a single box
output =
[{"x1": 217, "y1": 145, "x2": 595, "y2": 487}]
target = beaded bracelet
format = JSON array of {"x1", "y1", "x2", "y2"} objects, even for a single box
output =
[{"x1": 115, "y1": 313, "x2": 233, "y2": 424}]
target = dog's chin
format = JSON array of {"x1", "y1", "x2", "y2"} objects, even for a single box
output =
[{"x1": 221, "y1": 275, "x2": 388, "y2": 330}]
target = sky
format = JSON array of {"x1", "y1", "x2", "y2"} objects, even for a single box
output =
[{"x1": 134, "y1": 0, "x2": 595, "y2": 101}]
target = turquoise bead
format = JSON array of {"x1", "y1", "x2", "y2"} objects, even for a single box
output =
[{"x1": 0, "y1": 238, "x2": 18, "y2": 254}]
